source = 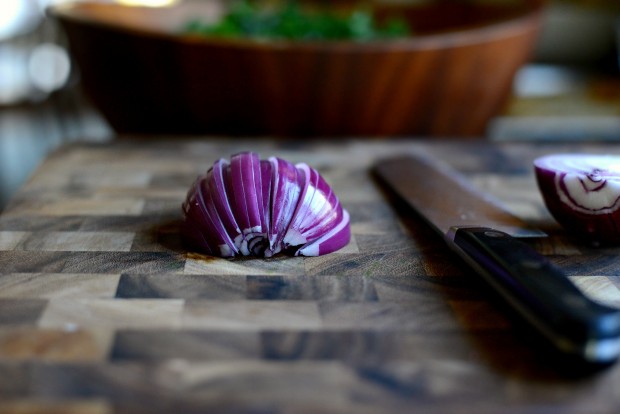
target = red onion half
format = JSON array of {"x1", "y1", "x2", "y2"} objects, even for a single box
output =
[
  {"x1": 534, "y1": 154, "x2": 620, "y2": 244},
  {"x1": 182, "y1": 152, "x2": 351, "y2": 257}
]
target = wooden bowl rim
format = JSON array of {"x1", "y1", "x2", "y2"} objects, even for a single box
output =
[{"x1": 48, "y1": 0, "x2": 546, "y2": 51}]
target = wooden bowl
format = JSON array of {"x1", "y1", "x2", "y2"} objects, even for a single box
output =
[{"x1": 50, "y1": 0, "x2": 545, "y2": 138}]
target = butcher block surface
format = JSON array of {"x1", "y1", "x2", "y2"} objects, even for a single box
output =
[{"x1": 2, "y1": 137, "x2": 620, "y2": 413}]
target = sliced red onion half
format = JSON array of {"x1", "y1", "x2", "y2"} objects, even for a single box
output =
[
  {"x1": 182, "y1": 152, "x2": 351, "y2": 257},
  {"x1": 534, "y1": 153, "x2": 620, "y2": 244}
]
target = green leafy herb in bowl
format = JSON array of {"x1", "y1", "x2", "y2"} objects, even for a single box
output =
[{"x1": 182, "y1": 0, "x2": 411, "y2": 40}]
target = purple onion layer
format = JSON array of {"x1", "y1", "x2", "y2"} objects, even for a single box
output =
[
  {"x1": 182, "y1": 152, "x2": 351, "y2": 257},
  {"x1": 534, "y1": 153, "x2": 620, "y2": 244}
]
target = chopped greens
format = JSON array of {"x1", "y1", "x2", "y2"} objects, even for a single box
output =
[{"x1": 182, "y1": 1, "x2": 411, "y2": 40}]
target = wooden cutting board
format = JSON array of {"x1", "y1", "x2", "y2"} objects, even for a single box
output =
[{"x1": 2, "y1": 137, "x2": 620, "y2": 413}]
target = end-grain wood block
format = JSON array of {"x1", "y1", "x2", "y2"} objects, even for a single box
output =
[{"x1": 2, "y1": 138, "x2": 620, "y2": 412}]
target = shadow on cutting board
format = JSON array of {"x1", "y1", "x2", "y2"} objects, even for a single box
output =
[{"x1": 372, "y1": 171, "x2": 615, "y2": 379}]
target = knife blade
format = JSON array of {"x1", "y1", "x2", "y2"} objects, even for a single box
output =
[{"x1": 374, "y1": 154, "x2": 620, "y2": 365}]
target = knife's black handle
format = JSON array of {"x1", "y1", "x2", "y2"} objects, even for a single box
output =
[{"x1": 451, "y1": 227, "x2": 620, "y2": 364}]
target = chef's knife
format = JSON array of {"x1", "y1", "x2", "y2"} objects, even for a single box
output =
[{"x1": 374, "y1": 154, "x2": 620, "y2": 365}]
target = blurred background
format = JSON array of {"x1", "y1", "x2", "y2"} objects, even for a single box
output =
[{"x1": 1, "y1": 0, "x2": 620, "y2": 210}]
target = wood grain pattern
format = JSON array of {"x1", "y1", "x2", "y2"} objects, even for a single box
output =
[
  {"x1": 50, "y1": 0, "x2": 544, "y2": 137},
  {"x1": 2, "y1": 138, "x2": 620, "y2": 412}
]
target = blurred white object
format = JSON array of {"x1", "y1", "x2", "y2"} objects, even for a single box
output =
[
  {"x1": 512, "y1": 65, "x2": 587, "y2": 97},
  {"x1": 0, "y1": 0, "x2": 74, "y2": 105},
  {"x1": 0, "y1": 45, "x2": 32, "y2": 104},
  {"x1": 0, "y1": 0, "x2": 41, "y2": 40},
  {"x1": 28, "y1": 43, "x2": 71, "y2": 93}
]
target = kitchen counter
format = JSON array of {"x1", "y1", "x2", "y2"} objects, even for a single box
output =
[{"x1": 2, "y1": 137, "x2": 620, "y2": 413}]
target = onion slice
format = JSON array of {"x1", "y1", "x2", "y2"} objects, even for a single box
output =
[
  {"x1": 229, "y1": 152, "x2": 268, "y2": 255},
  {"x1": 208, "y1": 159, "x2": 241, "y2": 243},
  {"x1": 182, "y1": 177, "x2": 235, "y2": 257},
  {"x1": 182, "y1": 152, "x2": 351, "y2": 257},
  {"x1": 534, "y1": 153, "x2": 620, "y2": 244},
  {"x1": 296, "y1": 210, "x2": 351, "y2": 256},
  {"x1": 283, "y1": 163, "x2": 345, "y2": 250}
]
